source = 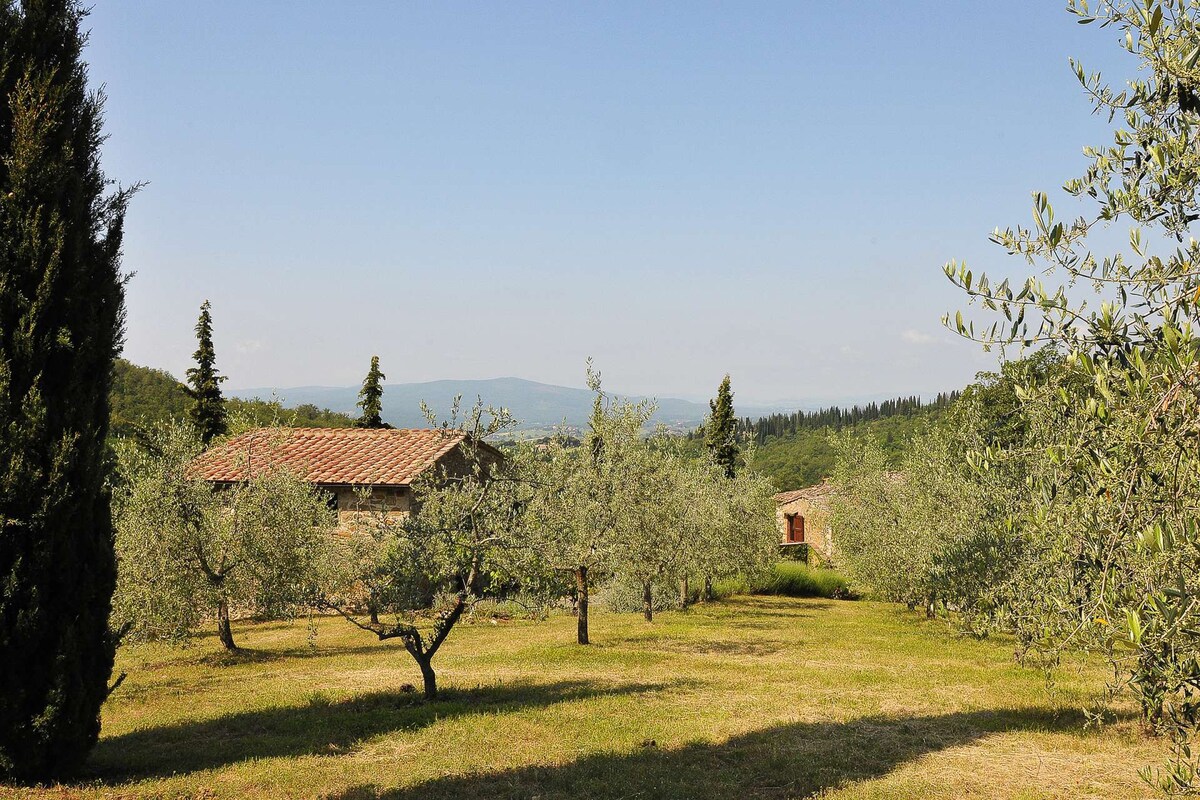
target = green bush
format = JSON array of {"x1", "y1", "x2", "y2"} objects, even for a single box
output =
[
  {"x1": 466, "y1": 594, "x2": 555, "y2": 622},
  {"x1": 752, "y1": 562, "x2": 854, "y2": 599},
  {"x1": 598, "y1": 574, "x2": 685, "y2": 614}
]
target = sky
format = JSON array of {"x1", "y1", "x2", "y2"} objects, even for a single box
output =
[{"x1": 84, "y1": 2, "x2": 1135, "y2": 406}]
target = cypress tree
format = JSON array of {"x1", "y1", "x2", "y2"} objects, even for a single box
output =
[
  {"x1": 0, "y1": 0, "x2": 134, "y2": 781},
  {"x1": 185, "y1": 300, "x2": 227, "y2": 444},
  {"x1": 355, "y1": 355, "x2": 388, "y2": 428},
  {"x1": 705, "y1": 374, "x2": 737, "y2": 479}
]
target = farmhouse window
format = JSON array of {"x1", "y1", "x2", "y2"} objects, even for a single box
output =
[
  {"x1": 787, "y1": 514, "x2": 805, "y2": 543},
  {"x1": 326, "y1": 491, "x2": 339, "y2": 513}
]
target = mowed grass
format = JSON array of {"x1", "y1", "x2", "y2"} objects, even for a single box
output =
[{"x1": 5, "y1": 597, "x2": 1165, "y2": 800}]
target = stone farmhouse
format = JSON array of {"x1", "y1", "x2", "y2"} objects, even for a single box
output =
[
  {"x1": 774, "y1": 481, "x2": 835, "y2": 563},
  {"x1": 191, "y1": 427, "x2": 502, "y2": 529}
]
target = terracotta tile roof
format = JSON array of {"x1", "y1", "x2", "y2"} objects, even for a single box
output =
[
  {"x1": 774, "y1": 480, "x2": 835, "y2": 506},
  {"x1": 191, "y1": 428, "x2": 472, "y2": 486}
]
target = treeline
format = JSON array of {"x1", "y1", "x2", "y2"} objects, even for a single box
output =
[{"x1": 740, "y1": 393, "x2": 959, "y2": 445}]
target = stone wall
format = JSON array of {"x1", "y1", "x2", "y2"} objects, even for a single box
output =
[
  {"x1": 319, "y1": 440, "x2": 501, "y2": 535},
  {"x1": 776, "y1": 494, "x2": 834, "y2": 561},
  {"x1": 329, "y1": 485, "x2": 412, "y2": 533}
]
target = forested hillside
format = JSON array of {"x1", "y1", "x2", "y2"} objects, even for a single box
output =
[
  {"x1": 110, "y1": 359, "x2": 354, "y2": 437},
  {"x1": 110, "y1": 359, "x2": 191, "y2": 435},
  {"x1": 739, "y1": 395, "x2": 957, "y2": 489}
]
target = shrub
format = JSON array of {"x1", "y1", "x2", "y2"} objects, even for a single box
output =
[
  {"x1": 466, "y1": 595, "x2": 555, "y2": 623},
  {"x1": 752, "y1": 562, "x2": 853, "y2": 599},
  {"x1": 598, "y1": 574, "x2": 684, "y2": 614}
]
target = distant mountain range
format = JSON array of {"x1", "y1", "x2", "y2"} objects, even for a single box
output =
[{"x1": 228, "y1": 377, "x2": 792, "y2": 432}]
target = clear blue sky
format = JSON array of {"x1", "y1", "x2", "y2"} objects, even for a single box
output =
[{"x1": 85, "y1": 2, "x2": 1130, "y2": 405}]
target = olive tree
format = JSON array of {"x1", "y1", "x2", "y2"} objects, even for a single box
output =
[
  {"x1": 522, "y1": 366, "x2": 657, "y2": 641},
  {"x1": 943, "y1": 1, "x2": 1200, "y2": 788},
  {"x1": 610, "y1": 437, "x2": 690, "y2": 623},
  {"x1": 701, "y1": 465, "x2": 783, "y2": 597},
  {"x1": 827, "y1": 360, "x2": 1054, "y2": 624},
  {"x1": 112, "y1": 424, "x2": 337, "y2": 651},
  {"x1": 525, "y1": 364, "x2": 778, "y2": 633},
  {"x1": 611, "y1": 437, "x2": 778, "y2": 622},
  {"x1": 322, "y1": 401, "x2": 526, "y2": 698},
  {"x1": 827, "y1": 432, "x2": 915, "y2": 604},
  {"x1": 664, "y1": 451, "x2": 778, "y2": 610}
]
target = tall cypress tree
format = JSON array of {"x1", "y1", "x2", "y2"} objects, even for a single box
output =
[
  {"x1": 0, "y1": 0, "x2": 134, "y2": 781},
  {"x1": 705, "y1": 374, "x2": 738, "y2": 479},
  {"x1": 185, "y1": 300, "x2": 227, "y2": 445},
  {"x1": 355, "y1": 355, "x2": 388, "y2": 428}
]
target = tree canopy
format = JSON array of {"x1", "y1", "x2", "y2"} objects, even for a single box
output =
[{"x1": 112, "y1": 424, "x2": 339, "y2": 651}]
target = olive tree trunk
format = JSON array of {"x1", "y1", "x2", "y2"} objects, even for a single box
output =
[
  {"x1": 642, "y1": 581, "x2": 654, "y2": 622},
  {"x1": 575, "y1": 566, "x2": 590, "y2": 645},
  {"x1": 416, "y1": 654, "x2": 438, "y2": 698},
  {"x1": 216, "y1": 598, "x2": 237, "y2": 651}
]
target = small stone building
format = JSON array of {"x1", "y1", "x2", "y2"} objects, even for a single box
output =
[
  {"x1": 191, "y1": 427, "x2": 501, "y2": 530},
  {"x1": 774, "y1": 481, "x2": 835, "y2": 563}
]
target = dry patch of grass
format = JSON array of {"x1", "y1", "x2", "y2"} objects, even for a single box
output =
[{"x1": 1, "y1": 597, "x2": 1164, "y2": 799}]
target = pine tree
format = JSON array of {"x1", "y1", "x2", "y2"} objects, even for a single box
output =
[
  {"x1": 355, "y1": 355, "x2": 388, "y2": 428},
  {"x1": 185, "y1": 300, "x2": 227, "y2": 445},
  {"x1": 705, "y1": 374, "x2": 737, "y2": 479},
  {"x1": 0, "y1": 0, "x2": 134, "y2": 781}
]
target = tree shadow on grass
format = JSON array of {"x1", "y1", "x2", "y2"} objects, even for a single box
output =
[
  {"x1": 135, "y1": 636, "x2": 410, "y2": 673},
  {"x1": 624, "y1": 637, "x2": 790, "y2": 657},
  {"x1": 188, "y1": 641, "x2": 408, "y2": 667},
  {"x1": 674, "y1": 599, "x2": 836, "y2": 634},
  {"x1": 324, "y1": 706, "x2": 1098, "y2": 800},
  {"x1": 89, "y1": 679, "x2": 675, "y2": 783},
  {"x1": 724, "y1": 598, "x2": 837, "y2": 617}
]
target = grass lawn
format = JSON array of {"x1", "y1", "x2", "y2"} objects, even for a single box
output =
[{"x1": 5, "y1": 596, "x2": 1164, "y2": 799}]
